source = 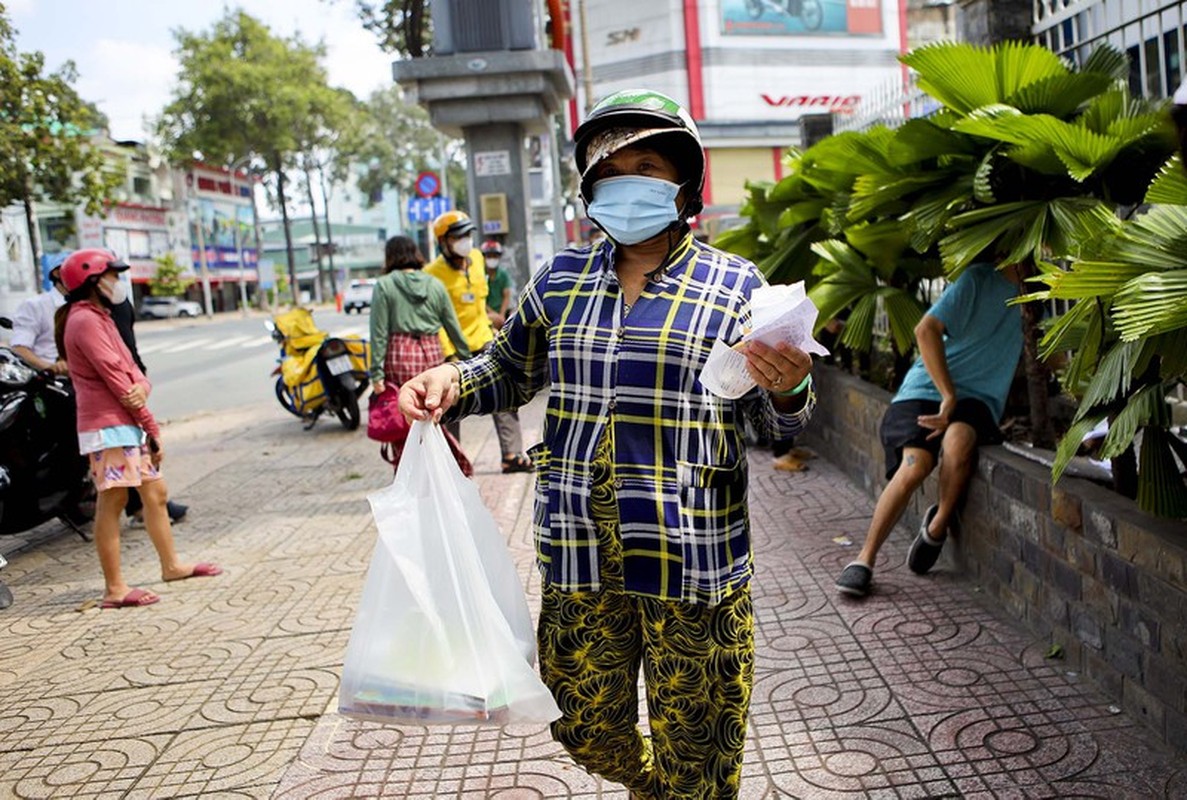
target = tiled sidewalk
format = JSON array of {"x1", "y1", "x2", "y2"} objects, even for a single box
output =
[{"x1": 0, "y1": 397, "x2": 1183, "y2": 798}]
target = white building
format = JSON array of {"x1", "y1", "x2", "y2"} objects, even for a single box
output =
[{"x1": 566, "y1": 0, "x2": 906, "y2": 229}]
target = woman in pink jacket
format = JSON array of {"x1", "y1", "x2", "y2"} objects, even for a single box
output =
[{"x1": 54, "y1": 249, "x2": 220, "y2": 609}]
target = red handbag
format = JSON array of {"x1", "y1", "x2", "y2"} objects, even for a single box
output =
[
  {"x1": 367, "y1": 387, "x2": 410, "y2": 445},
  {"x1": 368, "y1": 386, "x2": 473, "y2": 477}
]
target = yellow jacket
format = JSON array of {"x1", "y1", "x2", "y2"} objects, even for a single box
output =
[{"x1": 424, "y1": 250, "x2": 493, "y2": 358}]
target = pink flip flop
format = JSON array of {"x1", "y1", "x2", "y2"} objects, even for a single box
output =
[
  {"x1": 101, "y1": 587, "x2": 161, "y2": 609},
  {"x1": 166, "y1": 562, "x2": 223, "y2": 582}
]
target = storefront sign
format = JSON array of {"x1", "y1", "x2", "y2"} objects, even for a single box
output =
[
  {"x1": 474, "y1": 150, "x2": 512, "y2": 177},
  {"x1": 761, "y1": 94, "x2": 861, "y2": 111}
]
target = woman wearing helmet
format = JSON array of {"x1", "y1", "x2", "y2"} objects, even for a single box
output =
[
  {"x1": 53, "y1": 249, "x2": 221, "y2": 609},
  {"x1": 400, "y1": 90, "x2": 815, "y2": 798}
]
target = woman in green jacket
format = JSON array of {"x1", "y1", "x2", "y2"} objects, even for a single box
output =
[{"x1": 369, "y1": 236, "x2": 471, "y2": 469}]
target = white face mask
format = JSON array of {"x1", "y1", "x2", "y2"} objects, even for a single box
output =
[
  {"x1": 450, "y1": 236, "x2": 473, "y2": 258},
  {"x1": 99, "y1": 277, "x2": 129, "y2": 306},
  {"x1": 485, "y1": 258, "x2": 500, "y2": 270}
]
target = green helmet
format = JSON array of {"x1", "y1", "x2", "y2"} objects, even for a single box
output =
[{"x1": 573, "y1": 89, "x2": 705, "y2": 216}]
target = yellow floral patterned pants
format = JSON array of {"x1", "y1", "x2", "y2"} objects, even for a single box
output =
[{"x1": 537, "y1": 430, "x2": 754, "y2": 799}]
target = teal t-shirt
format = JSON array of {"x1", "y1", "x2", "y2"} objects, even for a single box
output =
[{"x1": 892, "y1": 263, "x2": 1023, "y2": 421}]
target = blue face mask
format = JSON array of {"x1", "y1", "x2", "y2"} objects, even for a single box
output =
[{"x1": 587, "y1": 176, "x2": 682, "y2": 245}]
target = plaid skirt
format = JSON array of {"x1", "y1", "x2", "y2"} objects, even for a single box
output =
[{"x1": 384, "y1": 333, "x2": 445, "y2": 386}]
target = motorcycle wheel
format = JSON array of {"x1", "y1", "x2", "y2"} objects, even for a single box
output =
[
  {"x1": 275, "y1": 377, "x2": 305, "y2": 419},
  {"x1": 745, "y1": 0, "x2": 764, "y2": 18},
  {"x1": 335, "y1": 389, "x2": 361, "y2": 431},
  {"x1": 801, "y1": 0, "x2": 823, "y2": 30}
]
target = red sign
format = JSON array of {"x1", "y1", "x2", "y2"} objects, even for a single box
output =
[
  {"x1": 761, "y1": 94, "x2": 861, "y2": 113},
  {"x1": 416, "y1": 171, "x2": 441, "y2": 198}
]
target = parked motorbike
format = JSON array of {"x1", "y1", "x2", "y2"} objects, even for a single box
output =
[
  {"x1": 267, "y1": 307, "x2": 369, "y2": 431},
  {"x1": 0, "y1": 317, "x2": 94, "y2": 608},
  {"x1": 745, "y1": 0, "x2": 823, "y2": 31}
]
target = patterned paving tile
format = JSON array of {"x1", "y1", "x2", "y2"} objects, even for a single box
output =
[
  {"x1": 123, "y1": 718, "x2": 317, "y2": 799},
  {"x1": 0, "y1": 733, "x2": 173, "y2": 800},
  {"x1": 2, "y1": 399, "x2": 1185, "y2": 798}
]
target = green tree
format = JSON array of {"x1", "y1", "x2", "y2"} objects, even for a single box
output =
[
  {"x1": 343, "y1": 0, "x2": 432, "y2": 58},
  {"x1": 355, "y1": 85, "x2": 461, "y2": 208},
  {"x1": 156, "y1": 10, "x2": 344, "y2": 305},
  {"x1": 147, "y1": 252, "x2": 194, "y2": 297},
  {"x1": 0, "y1": 6, "x2": 119, "y2": 285}
]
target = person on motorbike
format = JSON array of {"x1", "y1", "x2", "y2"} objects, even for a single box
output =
[
  {"x1": 425, "y1": 211, "x2": 533, "y2": 473},
  {"x1": 10, "y1": 260, "x2": 69, "y2": 375},
  {"x1": 480, "y1": 239, "x2": 514, "y2": 329},
  {"x1": 53, "y1": 249, "x2": 220, "y2": 609}
]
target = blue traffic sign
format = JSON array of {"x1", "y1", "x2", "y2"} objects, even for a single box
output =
[{"x1": 407, "y1": 196, "x2": 452, "y2": 224}]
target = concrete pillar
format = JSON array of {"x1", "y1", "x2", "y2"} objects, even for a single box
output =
[
  {"x1": 462, "y1": 122, "x2": 534, "y2": 289},
  {"x1": 392, "y1": 49, "x2": 573, "y2": 292},
  {"x1": 958, "y1": 0, "x2": 1033, "y2": 45}
]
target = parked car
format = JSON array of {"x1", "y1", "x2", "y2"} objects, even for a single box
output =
[
  {"x1": 137, "y1": 296, "x2": 204, "y2": 319},
  {"x1": 343, "y1": 279, "x2": 376, "y2": 314}
]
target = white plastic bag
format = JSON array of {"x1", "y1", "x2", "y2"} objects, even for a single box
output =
[{"x1": 339, "y1": 420, "x2": 561, "y2": 726}]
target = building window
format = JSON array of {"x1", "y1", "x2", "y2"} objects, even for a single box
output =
[{"x1": 133, "y1": 176, "x2": 152, "y2": 197}]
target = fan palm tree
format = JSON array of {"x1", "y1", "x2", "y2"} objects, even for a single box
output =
[{"x1": 1024, "y1": 156, "x2": 1187, "y2": 517}]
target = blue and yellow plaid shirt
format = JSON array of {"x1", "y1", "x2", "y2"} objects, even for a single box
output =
[{"x1": 455, "y1": 234, "x2": 814, "y2": 605}]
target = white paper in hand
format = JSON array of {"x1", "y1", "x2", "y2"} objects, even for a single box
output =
[
  {"x1": 744, "y1": 282, "x2": 831, "y2": 356},
  {"x1": 699, "y1": 282, "x2": 828, "y2": 400}
]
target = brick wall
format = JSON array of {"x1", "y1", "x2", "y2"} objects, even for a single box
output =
[{"x1": 801, "y1": 366, "x2": 1187, "y2": 755}]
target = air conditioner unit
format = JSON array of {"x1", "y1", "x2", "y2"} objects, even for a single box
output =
[{"x1": 432, "y1": 0, "x2": 536, "y2": 55}]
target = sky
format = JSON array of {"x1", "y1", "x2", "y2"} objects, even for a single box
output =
[{"x1": 6, "y1": 0, "x2": 397, "y2": 141}]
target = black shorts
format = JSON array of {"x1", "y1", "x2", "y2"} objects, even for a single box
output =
[{"x1": 879, "y1": 398, "x2": 1002, "y2": 479}]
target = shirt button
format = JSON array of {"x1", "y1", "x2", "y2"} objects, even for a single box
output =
[
  {"x1": 614, "y1": 477, "x2": 624, "y2": 490},
  {"x1": 608, "y1": 399, "x2": 617, "y2": 411},
  {"x1": 617, "y1": 327, "x2": 626, "y2": 338}
]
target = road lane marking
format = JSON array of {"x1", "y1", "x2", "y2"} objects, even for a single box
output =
[
  {"x1": 206, "y1": 335, "x2": 253, "y2": 350},
  {"x1": 136, "y1": 341, "x2": 174, "y2": 354},
  {"x1": 159, "y1": 338, "x2": 216, "y2": 353},
  {"x1": 242, "y1": 336, "x2": 274, "y2": 348}
]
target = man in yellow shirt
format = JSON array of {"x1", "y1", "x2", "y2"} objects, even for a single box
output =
[{"x1": 425, "y1": 210, "x2": 532, "y2": 472}]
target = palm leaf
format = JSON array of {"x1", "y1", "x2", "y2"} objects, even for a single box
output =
[
  {"x1": 900, "y1": 177, "x2": 974, "y2": 250},
  {"x1": 939, "y1": 201, "x2": 1047, "y2": 271},
  {"x1": 844, "y1": 220, "x2": 910, "y2": 270},
  {"x1": 973, "y1": 150, "x2": 997, "y2": 203},
  {"x1": 887, "y1": 118, "x2": 977, "y2": 164},
  {"x1": 1098, "y1": 383, "x2": 1168, "y2": 460},
  {"x1": 995, "y1": 40, "x2": 1074, "y2": 98},
  {"x1": 839, "y1": 294, "x2": 878, "y2": 351},
  {"x1": 1005, "y1": 72, "x2": 1114, "y2": 117},
  {"x1": 900, "y1": 43, "x2": 1005, "y2": 114},
  {"x1": 1101, "y1": 205, "x2": 1187, "y2": 269},
  {"x1": 1136, "y1": 426, "x2": 1187, "y2": 518},
  {"x1": 777, "y1": 198, "x2": 829, "y2": 229},
  {"x1": 1080, "y1": 44, "x2": 1129, "y2": 82},
  {"x1": 1075, "y1": 339, "x2": 1138, "y2": 418},
  {"x1": 1155, "y1": 326, "x2": 1187, "y2": 379},
  {"x1": 1112, "y1": 271, "x2": 1187, "y2": 340},
  {"x1": 879, "y1": 287, "x2": 926, "y2": 354},
  {"x1": 1035, "y1": 260, "x2": 1151, "y2": 299},
  {"x1": 1052, "y1": 413, "x2": 1109, "y2": 483},
  {"x1": 1045, "y1": 198, "x2": 1120, "y2": 260},
  {"x1": 1143, "y1": 155, "x2": 1187, "y2": 205}
]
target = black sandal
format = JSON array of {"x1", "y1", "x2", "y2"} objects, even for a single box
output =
[{"x1": 501, "y1": 454, "x2": 534, "y2": 473}]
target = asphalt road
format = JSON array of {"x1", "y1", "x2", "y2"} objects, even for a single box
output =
[{"x1": 133, "y1": 307, "x2": 371, "y2": 424}]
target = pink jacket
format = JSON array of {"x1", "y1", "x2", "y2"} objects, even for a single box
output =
[{"x1": 64, "y1": 302, "x2": 159, "y2": 441}]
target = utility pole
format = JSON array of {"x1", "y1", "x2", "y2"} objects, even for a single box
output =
[{"x1": 578, "y1": 0, "x2": 595, "y2": 114}]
